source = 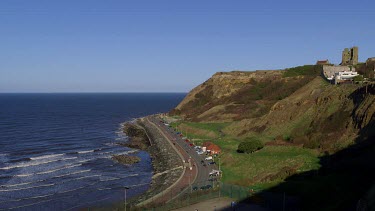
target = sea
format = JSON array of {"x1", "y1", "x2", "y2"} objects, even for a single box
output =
[{"x1": 0, "y1": 93, "x2": 185, "y2": 210}]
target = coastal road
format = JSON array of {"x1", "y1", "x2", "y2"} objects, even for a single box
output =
[
  {"x1": 142, "y1": 117, "x2": 197, "y2": 205},
  {"x1": 148, "y1": 116, "x2": 219, "y2": 190}
]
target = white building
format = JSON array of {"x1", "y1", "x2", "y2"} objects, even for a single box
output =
[
  {"x1": 323, "y1": 65, "x2": 359, "y2": 84},
  {"x1": 334, "y1": 71, "x2": 358, "y2": 81}
]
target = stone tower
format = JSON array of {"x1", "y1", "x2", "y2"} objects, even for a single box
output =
[
  {"x1": 351, "y1": 46, "x2": 358, "y2": 65},
  {"x1": 341, "y1": 46, "x2": 358, "y2": 65}
]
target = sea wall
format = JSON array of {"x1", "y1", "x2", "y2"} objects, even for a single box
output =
[{"x1": 125, "y1": 118, "x2": 184, "y2": 205}]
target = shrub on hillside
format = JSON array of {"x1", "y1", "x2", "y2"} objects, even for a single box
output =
[
  {"x1": 237, "y1": 139, "x2": 264, "y2": 153},
  {"x1": 353, "y1": 75, "x2": 364, "y2": 82}
]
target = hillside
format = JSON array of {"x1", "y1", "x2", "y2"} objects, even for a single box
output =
[
  {"x1": 171, "y1": 65, "x2": 374, "y2": 152},
  {"x1": 171, "y1": 65, "x2": 322, "y2": 122},
  {"x1": 168, "y1": 65, "x2": 375, "y2": 210}
]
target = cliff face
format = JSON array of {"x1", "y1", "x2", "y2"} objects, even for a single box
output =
[{"x1": 171, "y1": 66, "x2": 374, "y2": 151}]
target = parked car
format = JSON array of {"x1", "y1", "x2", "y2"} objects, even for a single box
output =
[
  {"x1": 209, "y1": 161, "x2": 216, "y2": 165},
  {"x1": 192, "y1": 186, "x2": 198, "y2": 191},
  {"x1": 205, "y1": 156, "x2": 213, "y2": 161},
  {"x1": 209, "y1": 170, "x2": 221, "y2": 177},
  {"x1": 209, "y1": 173, "x2": 218, "y2": 177}
]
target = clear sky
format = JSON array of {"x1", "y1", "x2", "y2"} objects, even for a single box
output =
[{"x1": 1, "y1": 0, "x2": 374, "y2": 93}]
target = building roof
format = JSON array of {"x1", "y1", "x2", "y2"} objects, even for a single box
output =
[
  {"x1": 203, "y1": 142, "x2": 221, "y2": 152},
  {"x1": 316, "y1": 60, "x2": 330, "y2": 65}
]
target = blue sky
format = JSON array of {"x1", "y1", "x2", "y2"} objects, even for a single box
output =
[{"x1": 0, "y1": 0, "x2": 374, "y2": 92}]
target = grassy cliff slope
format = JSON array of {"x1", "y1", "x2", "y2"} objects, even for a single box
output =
[{"x1": 168, "y1": 65, "x2": 375, "y2": 209}]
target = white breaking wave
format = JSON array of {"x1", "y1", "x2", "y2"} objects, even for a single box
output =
[
  {"x1": 73, "y1": 174, "x2": 101, "y2": 181},
  {"x1": 117, "y1": 150, "x2": 138, "y2": 155},
  {"x1": 104, "y1": 142, "x2": 117, "y2": 147},
  {"x1": 0, "y1": 157, "x2": 77, "y2": 170},
  {"x1": 11, "y1": 163, "x2": 82, "y2": 178},
  {"x1": 2, "y1": 169, "x2": 92, "y2": 189},
  {"x1": 0, "y1": 193, "x2": 54, "y2": 204},
  {"x1": 36, "y1": 163, "x2": 82, "y2": 175},
  {"x1": 77, "y1": 150, "x2": 94, "y2": 154},
  {"x1": 1, "y1": 181, "x2": 34, "y2": 188},
  {"x1": 100, "y1": 149, "x2": 137, "y2": 156},
  {"x1": 52, "y1": 169, "x2": 91, "y2": 178},
  {"x1": 97, "y1": 187, "x2": 112, "y2": 190},
  {"x1": 14, "y1": 173, "x2": 33, "y2": 177},
  {"x1": 0, "y1": 198, "x2": 54, "y2": 210},
  {"x1": 30, "y1": 153, "x2": 64, "y2": 160},
  {"x1": 100, "y1": 150, "x2": 118, "y2": 155},
  {"x1": 0, "y1": 153, "x2": 9, "y2": 164},
  {"x1": 0, "y1": 183, "x2": 54, "y2": 192},
  {"x1": 99, "y1": 177, "x2": 120, "y2": 182},
  {"x1": 22, "y1": 193, "x2": 54, "y2": 200},
  {"x1": 58, "y1": 181, "x2": 98, "y2": 195},
  {"x1": 58, "y1": 186, "x2": 85, "y2": 194},
  {"x1": 99, "y1": 173, "x2": 138, "y2": 182}
]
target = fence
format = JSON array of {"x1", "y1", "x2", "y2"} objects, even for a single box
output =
[
  {"x1": 24, "y1": 182, "x2": 293, "y2": 211},
  {"x1": 120, "y1": 182, "x2": 260, "y2": 211}
]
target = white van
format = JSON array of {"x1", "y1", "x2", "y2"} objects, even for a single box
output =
[{"x1": 205, "y1": 156, "x2": 213, "y2": 161}]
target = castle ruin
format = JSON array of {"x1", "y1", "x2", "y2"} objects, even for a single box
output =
[{"x1": 341, "y1": 46, "x2": 358, "y2": 65}]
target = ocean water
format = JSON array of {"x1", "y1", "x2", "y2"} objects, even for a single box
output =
[{"x1": 0, "y1": 93, "x2": 185, "y2": 210}]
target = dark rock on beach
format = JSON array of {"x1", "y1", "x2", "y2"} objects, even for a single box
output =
[
  {"x1": 118, "y1": 123, "x2": 151, "y2": 151},
  {"x1": 112, "y1": 154, "x2": 141, "y2": 165}
]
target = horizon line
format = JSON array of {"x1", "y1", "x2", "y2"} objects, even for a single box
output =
[{"x1": 0, "y1": 92, "x2": 188, "y2": 94}]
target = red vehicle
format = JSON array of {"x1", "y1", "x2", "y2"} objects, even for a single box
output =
[
  {"x1": 185, "y1": 139, "x2": 189, "y2": 142},
  {"x1": 189, "y1": 143, "x2": 194, "y2": 147}
]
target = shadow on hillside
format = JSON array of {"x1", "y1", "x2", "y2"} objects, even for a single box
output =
[{"x1": 220, "y1": 85, "x2": 375, "y2": 211}]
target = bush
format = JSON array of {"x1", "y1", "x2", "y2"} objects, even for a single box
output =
[
  {"x1": 353, "y1": 75, "x2": 364, "y2": 82},
  {"x1": 237, "y1": 139, "x2": 264, "y2": 153}
]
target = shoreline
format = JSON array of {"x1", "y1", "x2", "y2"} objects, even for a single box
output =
[{"x1": 120, "y1": 116, "x2": 185, "y2": 207}]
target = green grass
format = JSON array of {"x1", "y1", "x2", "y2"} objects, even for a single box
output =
[
  {"x1": 263, "y1": 108, "x2": 314, "y2": 141},
  {"x1": 170, "y1": 121, "x2": 230, "y2": 140},
  {"x1": 282, "y1": 65, "x2": 322, "y2": 78},
  {"x1": 219, "y1": 145, "x2": 320, "y2": 189},
  {"x1": 171, "y1": 120, "x2": 321, "y2": 191},
  {"x1": 184, "y1": 122, "x2": 229, "y2": 134}
]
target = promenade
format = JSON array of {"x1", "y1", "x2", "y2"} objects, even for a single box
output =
[{"x1": 136, "y1": 116, "x2": 198, "y2": 206}]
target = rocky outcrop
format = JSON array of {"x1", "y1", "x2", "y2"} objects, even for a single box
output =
[
  {"x1": 112, "y1": 155, "x2": 140, "y2": 165},
  {"x1": 119, "y1": 123, "x2": 150, "y2": 150}
]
